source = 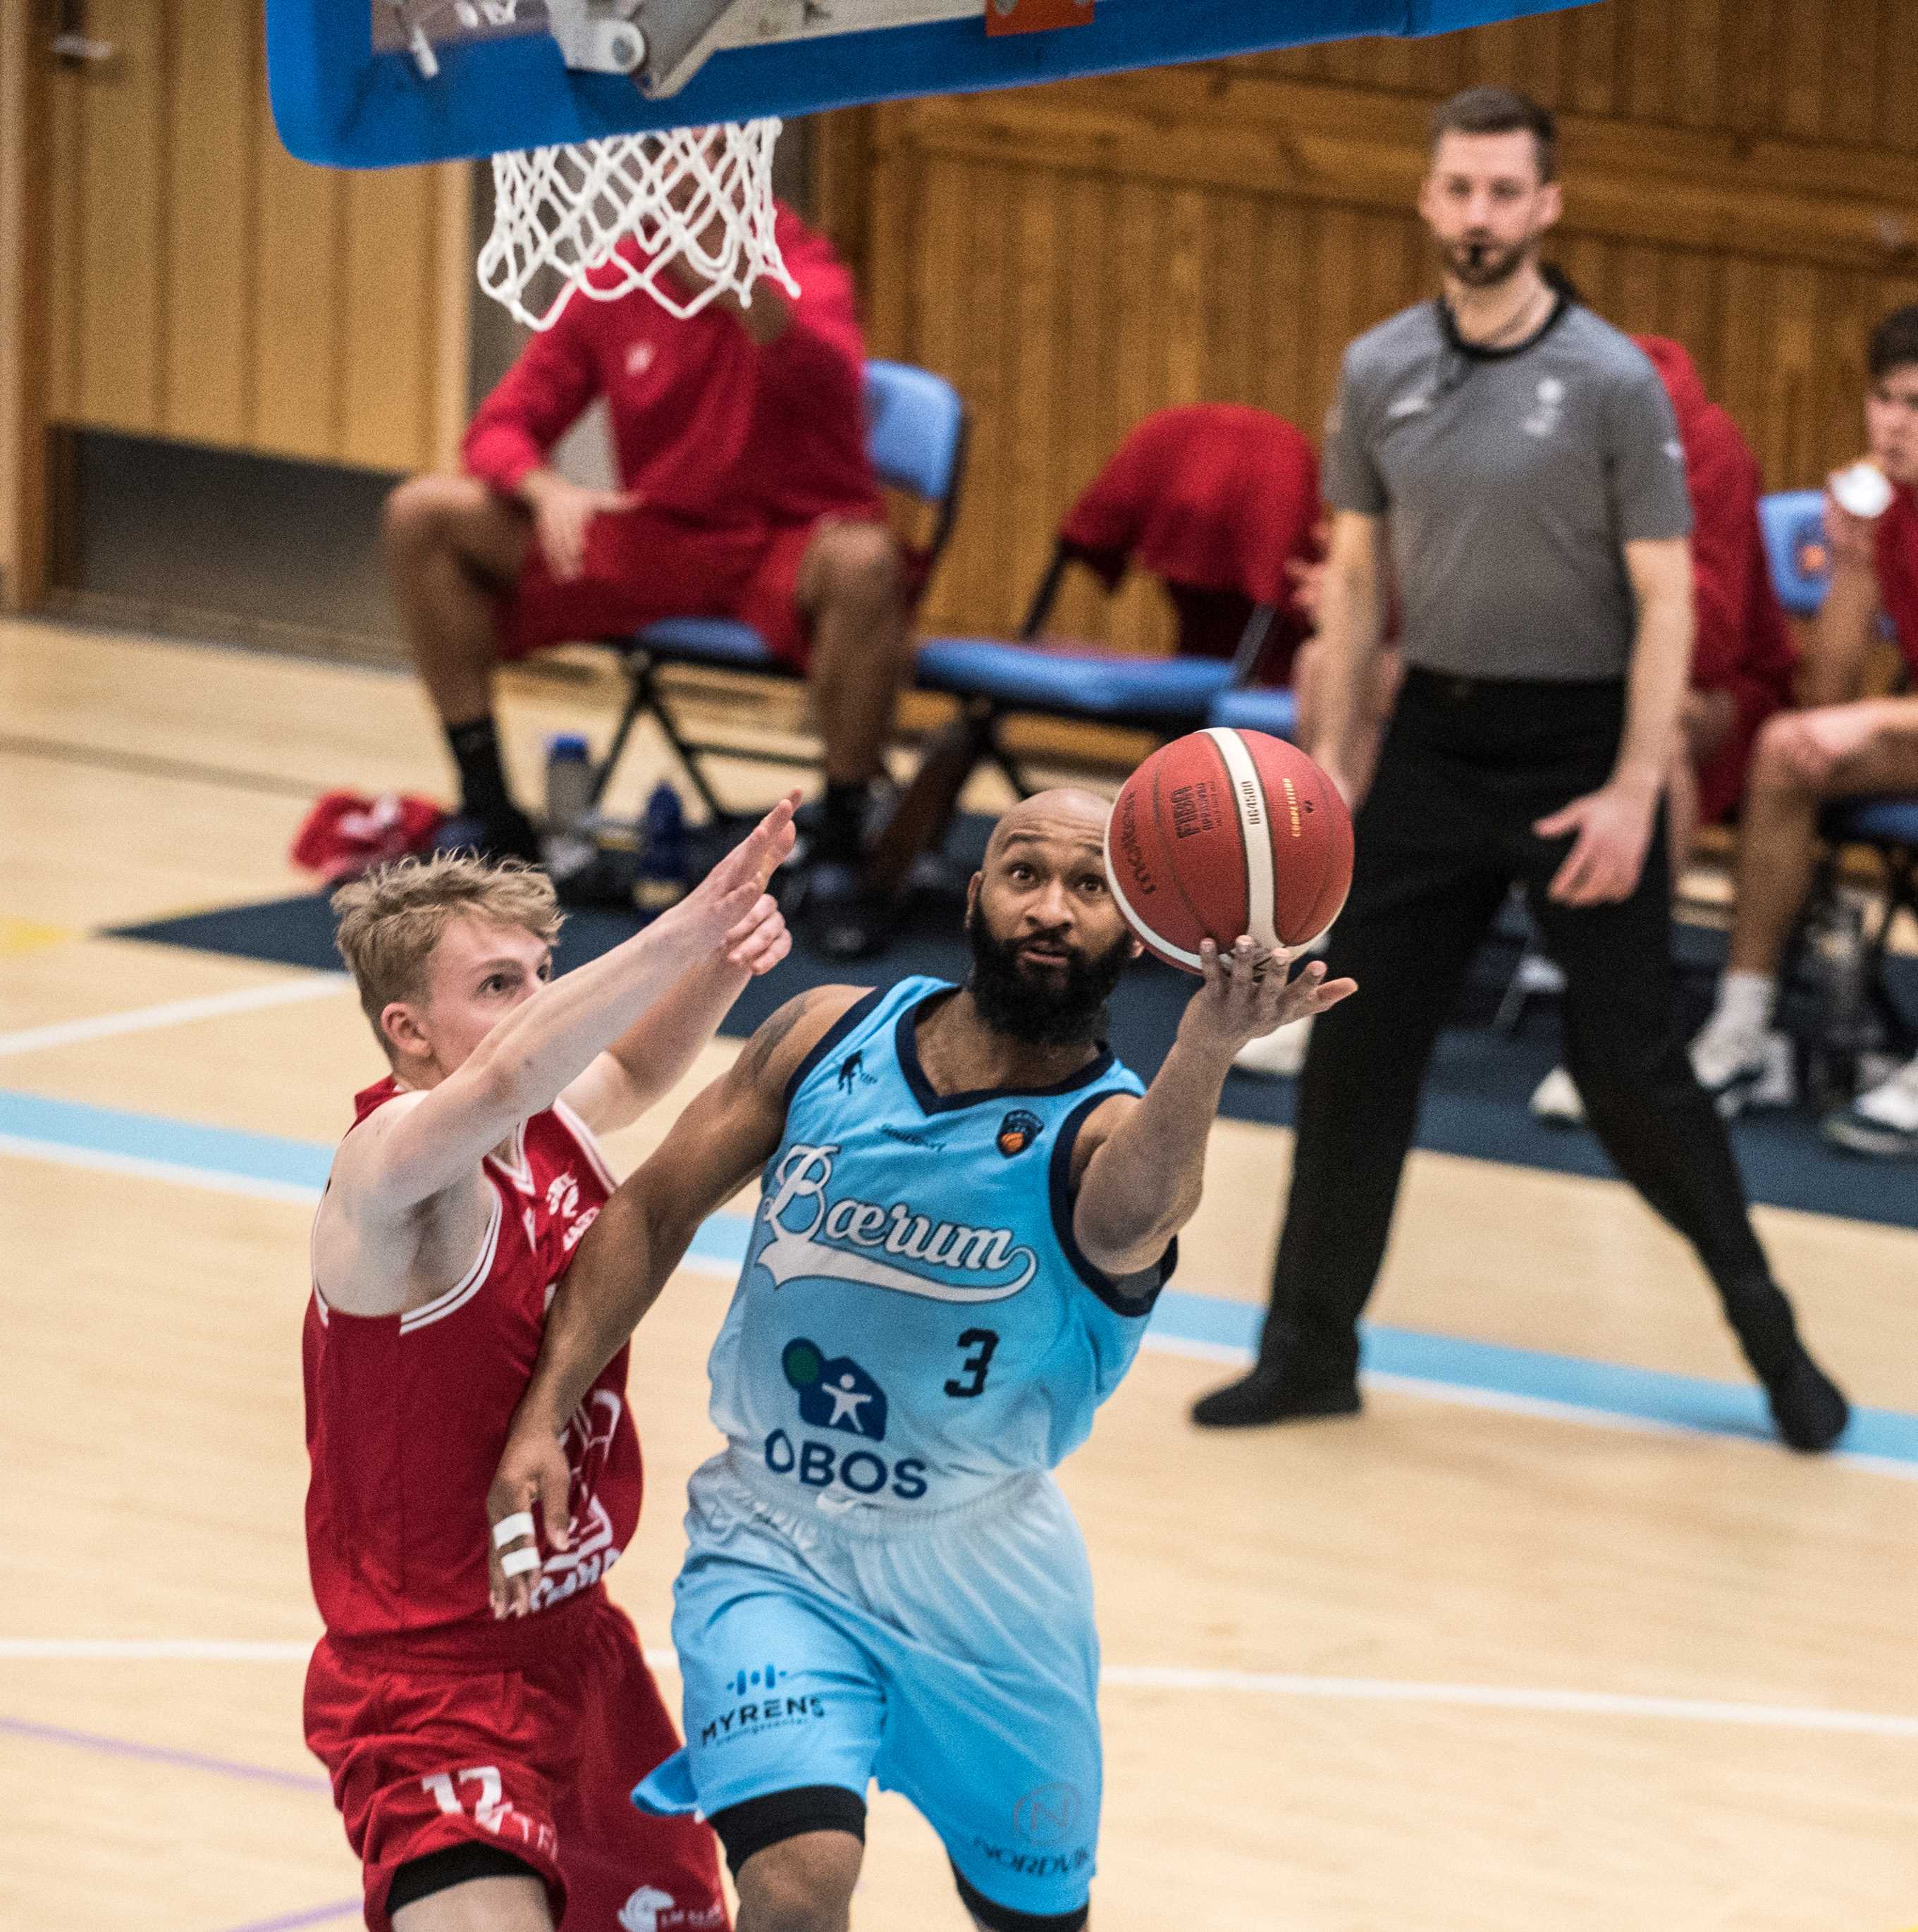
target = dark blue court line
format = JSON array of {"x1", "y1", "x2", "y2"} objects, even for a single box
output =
[
  {"x1": 6, "y1": 1089, "x2": 1915, "y2": 1465},
  {"x1": 0, "y1": 1713, "x2": 329, "y2": 1792}
]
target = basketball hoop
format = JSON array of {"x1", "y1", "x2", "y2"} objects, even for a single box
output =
[
  {"x1": 412, "y1": 1, "x2": 793, "y2": 329},
  {"x1": 479, "y1": 117, "x2": 794, "y2": 330}
]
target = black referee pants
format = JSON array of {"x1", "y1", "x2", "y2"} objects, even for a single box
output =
[{"x1": 1262, "y1": 667, "x2": 1802, "y2": 1386}]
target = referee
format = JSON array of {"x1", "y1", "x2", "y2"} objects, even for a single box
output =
[{"x1": 1194, "y1": 87, "x2": 1850, "y2": 1451}]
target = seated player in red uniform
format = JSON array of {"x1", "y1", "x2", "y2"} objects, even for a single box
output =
[
  {"x1": 303, "y1": 800, "x2": 793, "y2": 1932},
  {"x1": 1527, "y1": 333, "x2": 1798, "y2": 1121},
  {"x1": 384, "y1": 202, "x2": 909, "y2": 949},
  {"x1": 1690, "y1": 303, "x2": 1918, "y2": 1154}
]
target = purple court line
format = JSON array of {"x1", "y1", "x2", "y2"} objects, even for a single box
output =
[
  {"x1": 0, "y1": 1713, "x2": 330, "y2": 1792},
  {"x1": 214, "y1": 1902, "x2": 362, "y2": 1932}
]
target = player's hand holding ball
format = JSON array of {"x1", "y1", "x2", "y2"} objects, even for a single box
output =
[{"x1": 1184, "y1": 933, "x2": 1355, "y2": 1059}]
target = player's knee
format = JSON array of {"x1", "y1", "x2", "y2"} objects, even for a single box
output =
[
  {"x1": 811, "y1": 522, "x2": 906, "y2": 617},
  {"x1": 951, "y1": 1864, "x2": 1088, "y2": 1932},
  {"x1": 718, "y1": 1788, "x2": 866, "y2": 1932},
  {"x1": 1746, "y1": 714, "x2": 1808, "y2": 798},
  {"x1": 383, "y1": 473, "x2": 458, "y2": 565}
]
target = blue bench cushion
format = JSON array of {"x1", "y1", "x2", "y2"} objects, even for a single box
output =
[
  {"x1": 1826, "y1": 796, "x2": 1918, "y2": 846},
  {"x1": 914, "y1": 637, "x2": 1234, "y2": 722},
  {"x1": 1207, "y1": 685, "x2": 1298, "y2": 740},
  {"x1": 626, "y1": 617, "x2": 788, "y2": 673}
]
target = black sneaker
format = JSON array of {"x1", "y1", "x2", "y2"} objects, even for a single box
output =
[
  {"x1": 435, "y1": 807, "x2": 543, "y2": 867},
  {"x1": 1760, "y1": 1343, "x2": 1850, "y2": 1453},
  {"x1": 1191, "y1": 1362, "x2": 1362, "y2": 1429}
]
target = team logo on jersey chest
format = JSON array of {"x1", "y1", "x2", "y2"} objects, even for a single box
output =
[
  {"x1": 754, "y1": 1143, "x2": 1036, "y2": 1301},
  {"x1": 782, "y1": 1338, "x2": 888, "y2": 1441},
  {"x1": 997, "y1": 1109, "x2": 1043, "y2": 1157}
]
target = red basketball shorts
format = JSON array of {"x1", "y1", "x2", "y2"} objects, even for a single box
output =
[
  {"x1": 497, "y1": 506, "x2": 835, "y2": 670},
  {"x1": 305, "y1": 1589, "x2": 726, "y2": 1932}
]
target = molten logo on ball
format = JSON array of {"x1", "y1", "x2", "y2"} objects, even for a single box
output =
[{"x1": 1113, "y1": 788, "x2": 1157, "y2": 897}]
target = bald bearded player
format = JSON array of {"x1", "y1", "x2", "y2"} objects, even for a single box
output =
[{"x1": 484, "y1": 792, "x2": 1355, "y2": 1932}]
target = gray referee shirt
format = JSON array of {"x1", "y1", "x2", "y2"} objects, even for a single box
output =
[{"x1": 1322, "y1": 300, "x2": 1692, "y2": 681}]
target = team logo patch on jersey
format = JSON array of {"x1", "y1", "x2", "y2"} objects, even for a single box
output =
[
  {"x1": 783, "y1": 1337, "x2": 889, "y2": 1441},
  {"x1": 997, "y1": 1109, "x2": 1043, "y2": 1157}
]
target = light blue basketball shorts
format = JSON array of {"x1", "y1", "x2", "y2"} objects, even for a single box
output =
[{"x1": 634, "y1": 1451, "x2": 1105, "y2": 1920}]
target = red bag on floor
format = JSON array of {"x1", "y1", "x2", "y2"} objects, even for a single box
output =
[{"x1": 291, "y1": 792, "x2": 446, "y2": 883}]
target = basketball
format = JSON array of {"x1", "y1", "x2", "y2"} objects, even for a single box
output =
[{"x1": 1104, "y1": 728, "x2": 1353, "y2": 973}]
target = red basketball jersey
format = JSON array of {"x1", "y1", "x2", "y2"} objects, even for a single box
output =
[{"x1": 304, "y1": 1077, "x2": 641, "y2": 1647}]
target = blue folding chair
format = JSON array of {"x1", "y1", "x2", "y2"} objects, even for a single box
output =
[
  {"x1": 1206, "y1": 682, "x2": 1300, "y2": 740},
  {"x1": 1757, "y1": 488, "x2": 1833, "y2": 619},
  {"x1": 1754, "y1": 488, "x2": 1918, "y2": 1067},
  {"x1": 591, "y1": 359, "x2": 967, "y2": 820}
]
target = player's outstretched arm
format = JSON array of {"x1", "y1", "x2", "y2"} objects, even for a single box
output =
[
  {"x1": 486, "y1": 984, "x2": 868, "y2": 1615},
  {"x1": 560, "y1": 901, "x2": 794, "y2": 1137},
  {"x1": 338, "y1": 798, "x2": 796, "y2": 1222},
  {"x1": 1071, "y1": 937, "x2": 1355, "y2": 1281}
]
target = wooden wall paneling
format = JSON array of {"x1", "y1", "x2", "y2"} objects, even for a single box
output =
[
  {"x1": 44, "y1": 18, "x2": 85, "y2": 426},
  {"x1": 1823, "y1": 3, "x2": 1881, "y2": 152},
  {"x1": 0, "y1": 0, "x2": 48, "y2": 608},
  {"x1": 1877, "y1": 4, "x2": 1918, "y2": 155},
  {"x1": 339, "y1": 166, "x2": 439, "y2": 471},
  {"x1": 432, "y1": 164, "x2": 474, "y2": 470},
  {"x1": 165, "y1": 0, "x2": 257, "y2": 448},
  {"x1": 1007, "y1": 163, "x2": 1062, "y2": 621},
  {"x1": 252, "y1": 138, "x2": 347, "y2": 460},
  {"x1": 1563, "y1": 0, "x2": 1623, "y2": 119},
  {"x1": 72, "y1": 0, "x2": 171, "y2": 436}
]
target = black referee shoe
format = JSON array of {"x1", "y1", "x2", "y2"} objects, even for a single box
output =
[
  {"x1": 1191, "y1": 1362, "x2": 1361, "y2": 1429},
  {"x1": 1760, "y1": 1343, "x2": 1850, "y2": 1454}
]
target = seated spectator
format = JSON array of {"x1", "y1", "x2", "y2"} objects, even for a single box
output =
[
  {"x1": 384, "y1": 204, "x2": 912, "y2": 952},
  {"x1": 1689, "y1": 304, "x2": 1918, "y2": 1155}
]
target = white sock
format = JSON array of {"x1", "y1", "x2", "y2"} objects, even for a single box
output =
[{"x1": 1710, "y1": 971, "x2": 1776, "y2": 1040}]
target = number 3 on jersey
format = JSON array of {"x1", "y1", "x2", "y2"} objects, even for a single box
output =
[{"x1": 945, "y1": 1328, "x2": 999, "y2": 1399}]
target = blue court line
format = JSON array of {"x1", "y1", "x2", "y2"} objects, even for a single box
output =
[{"x1": 6, "y1": 1087, "x2": 1916, "y2": 1465}]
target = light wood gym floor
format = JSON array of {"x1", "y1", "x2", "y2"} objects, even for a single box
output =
[{"x1": 2, "y1": 617, "x2": 1916, "y2": 1932}]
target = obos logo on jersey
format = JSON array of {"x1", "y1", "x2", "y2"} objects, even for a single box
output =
[
  {"x1": 754, "y1": 1143, "x2": 1037, "y2": 1303},
  {"x1": 782, "y1": 1339, "x2": 887, "y2": 1439},
  {"x1": 763, "y1": 1338, "x2": 926, "y2": 1499}
]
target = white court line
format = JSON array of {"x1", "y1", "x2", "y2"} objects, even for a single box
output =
[
  {"x1": 0, "y1": 1134, "x2": 320, "y2": 1205},
  {"x1": 6, "y1": 1639, "x2": 1917, "y2": 1739},
  {"x1": 0, "y1": 974, "x2": 350, "y2": 1059}
]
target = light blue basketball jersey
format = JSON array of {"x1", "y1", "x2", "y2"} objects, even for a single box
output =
[{"x1": 705, "y1": 976, "x2": 1171, "y2": 1516}]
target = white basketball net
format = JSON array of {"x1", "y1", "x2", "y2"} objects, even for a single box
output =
[{"x1": 479, "y1": 118, "x2": 795, "y2": 331}]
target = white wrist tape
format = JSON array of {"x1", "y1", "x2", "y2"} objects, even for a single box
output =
[
  {"x1": 498, "y1": 1547, "x2": 542, "y2": 1578},
  {"x1": 491, "y1": 1512, "x2": 536, "y2": 1550}
]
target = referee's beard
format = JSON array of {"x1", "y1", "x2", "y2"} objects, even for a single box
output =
[
  {"x1": 1442, "y1": 234, "x2": 1532, "y2": 289},
  {"x1": 965, "y1": 899, "x2": 1131, "y2": 1048}
]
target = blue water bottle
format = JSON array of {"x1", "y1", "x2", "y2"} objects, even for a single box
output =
[{"x1": 634, "y1": 781, "x2": 691, "y2": 912}]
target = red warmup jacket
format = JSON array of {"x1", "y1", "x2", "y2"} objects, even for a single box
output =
[
  {"x1": 462, "y1": 204, "x2": 884, "y2": 533},
  {"x1": 1636, "y1": 335, "x2": 1798, "y2": 823},
  {"x1": 1056, "y1": 402, "x2": 1320, "y2": 675},
  {"x1": 1873, "y1": 486, "x2": 1918, "y2": 683}
]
